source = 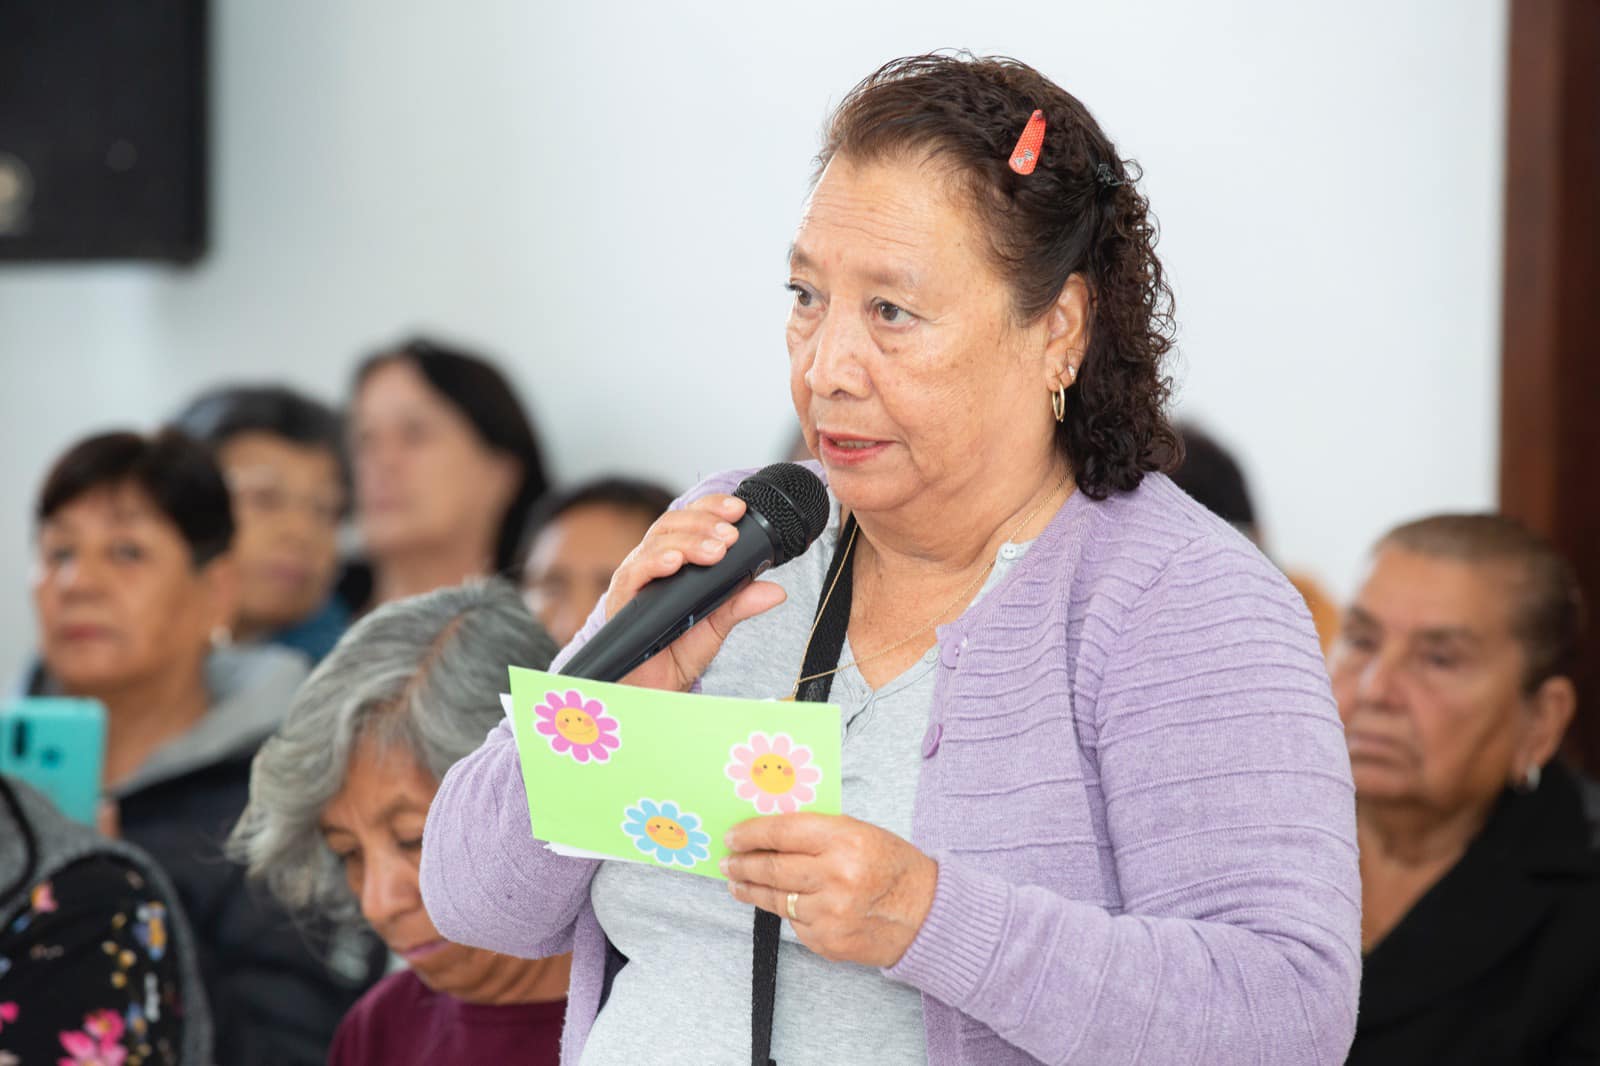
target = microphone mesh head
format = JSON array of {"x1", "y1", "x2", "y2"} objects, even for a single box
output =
[{"x1": 734, "y1": 463, "x2": 830, "y2": 565}]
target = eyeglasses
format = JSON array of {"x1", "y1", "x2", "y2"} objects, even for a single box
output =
[{"x1": 225, "y1": 468, "x2": 344, "y2": 526}]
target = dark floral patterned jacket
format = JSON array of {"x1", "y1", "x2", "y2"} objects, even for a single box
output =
[{"x1": 0, "y1": 777, "x2": 212, "y2": 1065}]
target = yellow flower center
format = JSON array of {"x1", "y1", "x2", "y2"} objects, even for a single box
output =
[
  {"x1": 645, "y1": 817, "x2": 688, "y2": 849},
  {"x1": 751, "y1": 754, "x2": 796, "y2": 795},
  {"x1": 555, "y1": 708, "x2": 599, "y2": 745}
]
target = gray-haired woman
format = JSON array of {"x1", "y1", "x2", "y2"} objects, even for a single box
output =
[{"x1": 229, "y1": 581, "x2": 569, "y2": 1066}]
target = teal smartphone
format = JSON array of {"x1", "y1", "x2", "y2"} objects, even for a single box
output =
[{"x1": 0, "y1": 697, "x2": 107, "y2": 826}]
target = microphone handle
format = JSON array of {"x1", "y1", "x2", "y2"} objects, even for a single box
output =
[{"x1": 559, "y1": 509, "x2": 780, "y2": 683}]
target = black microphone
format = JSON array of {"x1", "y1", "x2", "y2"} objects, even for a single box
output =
[{"x1": 560, "y1": 463, "x2": 830, "y2": 683}]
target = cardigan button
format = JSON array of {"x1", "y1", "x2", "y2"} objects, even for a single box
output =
[
  {"x1": 939, "y1": 641, "x2": 961, "y2": 667},
  {"x1": 921, "y1": 722, "x2": 943, "y2": 758}
]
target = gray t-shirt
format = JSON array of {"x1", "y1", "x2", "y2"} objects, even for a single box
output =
[{"x1": 579, "y1": 504, "x2": 1031, "y2": 1066}]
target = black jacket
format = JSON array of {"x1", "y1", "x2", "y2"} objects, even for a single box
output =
[{"x1": 1349, "y1": 761, "x2": 1600, "y2": 1065}]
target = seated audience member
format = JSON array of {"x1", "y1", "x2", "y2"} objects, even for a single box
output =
[
  {"x1": 345, "y1": 337, "x2": 548, "y2": 611},
  {"x1": 172, "y1": 384, "x2": 351, "y2": 663},
  {"x1": 22, "y1": 429, "x2": 385, "y2": 1066},
  {"x1": 0, "y1": 776, "x2": 211, "y2": 1064},
  {"x1": 1169, "y1": 422, "x2": 1341, "y2": 650},
  {"x1": 229, "y1": 582, "x2": 567, "y2": 1066},
  {"x1": 519, "y1": 477, "x2": 675, "y2": 646},
  {"x1": 1335, "y1": 514, "x2": 1599, "y2": 1064}
]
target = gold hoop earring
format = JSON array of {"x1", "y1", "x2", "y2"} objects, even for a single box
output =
[{"x1": 1051, "y1": 385, "x2": 1067, "y2": 423}]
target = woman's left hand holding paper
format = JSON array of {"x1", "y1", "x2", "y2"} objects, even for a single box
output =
[{"x1": 722, "y1": 813, "x2": 938, "y2": 968}]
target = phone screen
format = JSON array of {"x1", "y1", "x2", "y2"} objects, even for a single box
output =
[{"x1": 0, "y1": 697, "x2": 107, "y2": 826}]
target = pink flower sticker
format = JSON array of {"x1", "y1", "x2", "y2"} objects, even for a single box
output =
[
  {"x1": 533, "y1": 689, "x2": 620, "y2": 763},
  {"x1": 725, "y1": 733, "x2": 821, "y2": 814}
]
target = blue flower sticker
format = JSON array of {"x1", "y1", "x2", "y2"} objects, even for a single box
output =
[{"x1": 622, "y1": 799, "x2": 710, "y2": 868}]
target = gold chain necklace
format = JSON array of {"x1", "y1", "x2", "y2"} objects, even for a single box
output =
[{"x1": 785, "y1": 470, "x2": 1070, "y2": 699}]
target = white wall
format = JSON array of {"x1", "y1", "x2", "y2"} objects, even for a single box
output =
[{"x1": 0, "y1": 0, "x2": 1506, "y2": 669}]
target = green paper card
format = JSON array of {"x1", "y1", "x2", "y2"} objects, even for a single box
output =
[{"x1": 506, "y1": 666, "x2": 842, "y2": 880}]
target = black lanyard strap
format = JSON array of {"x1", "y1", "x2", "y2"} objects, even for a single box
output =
[{"x1": 750, "y1": 513, "x2": 857, "y2": 1066}]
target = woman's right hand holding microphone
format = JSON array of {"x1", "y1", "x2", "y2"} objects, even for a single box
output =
[{"x1": 601, "y1": 493, "x2": 788, "y2": 693}]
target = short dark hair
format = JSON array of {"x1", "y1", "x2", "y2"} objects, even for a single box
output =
[
  {"x1": 517, "y1": 476, "x2": 676, "y2": 572},
  {"x1": 36, "y1": 429, "x2": 235, "y2": 568},
  {"x1": 819, "y1": 52, "x2": 1180, "y2": 500},
  {"x1": 1380, "y1": 514, "x2": 1587, "y2": 695},
  {"x1": 1170, "y1": 424, "x2": 1257, "y2": 533},
  {"x1": 354, "y1": 337, "x2": 550, "y2": 575},
  {"x1": 171, "y1": 383, "x2": 349, "y2": 496}
]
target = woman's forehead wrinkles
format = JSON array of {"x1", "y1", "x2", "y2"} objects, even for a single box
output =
[
  {"x1": 799, "y1": 205, "x2": 926, "y2": 254},
  {"x1": 803, "y1": 169, "x2": 941, "y2": 234},
  {"x1": 791, "y1": 241, "x2": 925, "y2": 295}
]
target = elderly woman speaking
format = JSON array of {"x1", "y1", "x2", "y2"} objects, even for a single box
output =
[{"x1": 421, "y1": 54, "x2": 1360, "y2": 1065}]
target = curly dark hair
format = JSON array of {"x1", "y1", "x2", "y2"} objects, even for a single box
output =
[{"x1": 819, "y1": 53, "x2": 1180, "y2": 499}]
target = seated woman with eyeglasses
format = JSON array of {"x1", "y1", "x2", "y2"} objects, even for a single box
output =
[{"x1": 173, "y1": 384, "x2": 352, "y2": 663}]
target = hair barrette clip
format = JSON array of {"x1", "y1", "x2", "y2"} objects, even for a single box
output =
[
  {"x1": 1095, "y1": 163, "x2": 1123, "y2": 187},
  {"x1": 1009, "y1": 109, "x2": 1046, "y2": 175}
]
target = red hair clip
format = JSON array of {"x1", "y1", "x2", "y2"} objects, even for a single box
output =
[{"x1": 1009, "y1": 109, "x2": 1046, "y2": 175}]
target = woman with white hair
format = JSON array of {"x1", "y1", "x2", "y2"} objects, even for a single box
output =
[{"x1": 229, "y1": 581, "x2": 569, "y2": 1065}]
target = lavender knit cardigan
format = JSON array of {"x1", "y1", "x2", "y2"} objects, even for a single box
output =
[{"x1": 420, "y1": 469, "x2": 1361, "y2": 1064}]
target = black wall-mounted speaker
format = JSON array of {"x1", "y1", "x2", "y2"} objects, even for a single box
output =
[{"x1": 0, "y1": 0, "x2": 209, "y2": 263}]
